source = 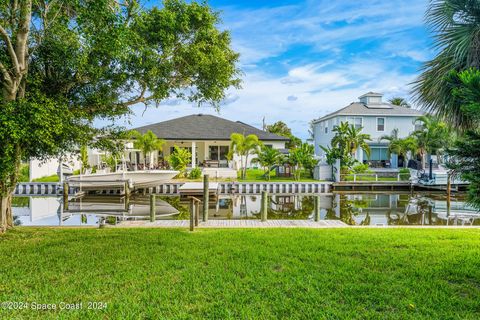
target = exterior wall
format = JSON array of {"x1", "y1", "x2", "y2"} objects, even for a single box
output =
[
  {"x1": 314, "y1": 115, "x2": 418, "y2": 159},
  {"x1": 29, "y1": 156, "x2": 81, "y2": 181}
]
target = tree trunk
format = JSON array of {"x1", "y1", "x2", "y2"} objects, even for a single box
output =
[
  {"x1": 0, "y1": 193, "x2": 14, "y2": 232},
  {"x1": 244, "y1": 154, "x2": 249, "y2": 180}
]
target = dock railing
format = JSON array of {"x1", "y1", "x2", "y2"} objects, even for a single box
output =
[{"x1": 340, "y1": 172, "x2": 411, "y2": 182}]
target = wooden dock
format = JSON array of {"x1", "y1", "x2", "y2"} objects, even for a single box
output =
[
  {"x1": 115, "y1": 219, "x2": 348, "y2": 228},
  {"x1": 333, "y1": 181, "x2": 412, "y2": 192}
]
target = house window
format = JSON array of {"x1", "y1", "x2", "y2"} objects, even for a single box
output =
[
  {"x1": 324, "y1": 126, "x2": 328, "y2": 134},
  {"x1": 209, "y1": 146, "x2": 219, "y2": 160},
  {"x1": 377, "y1": 118, "x2": 385, "y2": 131},
  {"x1": 219, "y1": 146, "x2": 229, "y2": 160},
  {"x1": 209, "y1": 146, "x2": 229, "y2": 160},
  {"x1": 347, "y1": 117, "x2": 363, "y2": 129}
]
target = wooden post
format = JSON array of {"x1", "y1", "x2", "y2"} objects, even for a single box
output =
[
  {"x1": 194, "y1": 201, "x2": 199, "y2": 227},
  {"x1": 203, "y1": 174, "x2": 209, "y2": 222},
  {"x1": 447, "y1": 172, "x2": 451, "y2": 217},
  {"x1": 150, "y1": 194, "x2": 156, "y2": 222},
  {"x1": 190, "y1": 198, "x2": 195, "y2": 231},
  {"x1": 261, "y1": 190, "x2": 268, "y2": 222},
  {"x1": 314, "y1": 196, "x2": 320, "y2": 222},
  {"x1": 124, "y1": 181, "x2": 130, "y2": 212},
  {"x1": 63, "y1": 182, "x2": 69, "y2": 211}
]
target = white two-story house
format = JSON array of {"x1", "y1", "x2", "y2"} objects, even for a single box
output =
[{"x1": 312, "y1": 92, "x2": 423, "y2": 169}]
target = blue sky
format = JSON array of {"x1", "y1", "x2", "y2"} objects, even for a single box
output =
[{"x1": 127, "y1": 0, "x2": 432, "y2": 139}]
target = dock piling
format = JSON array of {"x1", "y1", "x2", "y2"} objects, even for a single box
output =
[
  {"x1": 190, "y1": 198, "x2": 195, "y2": 231},
  {"x1": 63, "y1": 182, "x2": 69, "y2": 211},
  {"x1": 261, "y1": 191, "x2": 268, "y2": 222},
  {"x1": 150, "y1": 194, "x2": 156, "y2": 222},
  {"x1": 203, "y1": 175, "x2": 209, "y2": 222},
  {"x1": 314, "y1": 196, "x2": 320, "y2": 222}
]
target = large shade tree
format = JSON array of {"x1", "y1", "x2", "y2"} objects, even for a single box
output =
[
  {"x1": 0, "y1": 0, "x2": 241, "y2": 231},
  {"x1": 266, "y1": 121, "x2": 302, "y2": 149}
]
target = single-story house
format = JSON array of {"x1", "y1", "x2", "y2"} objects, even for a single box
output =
[{"x1": 83, "y1": 114, "x2": 289, "y2": 178}]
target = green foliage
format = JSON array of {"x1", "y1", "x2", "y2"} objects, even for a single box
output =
[
  {"x1": 399, "y1": 168, "x2": 411, "y2": 181},
  {"x1": 188, "y1": 167, "x2": 202, "y2": 180},
  {"x1": 0, "y1": 0, "x2": 240, "y2": 228},
  {"x1": 79, "y1": 145, "x2": 89, "y2": 174},
  {"x1": 285, "y1": 143, "x2": 317, "y2": 180},
  {"x1": 380, "y1": 129, "x2": 418, "y2": 168},
  {"x1": 168, "y1": 146, "x2": 191, "y2": 177},
  {"x1": 252, "y1": 146, "x2": 281, "y2": 180},
  {"x1": 101, "y1": 154, "x2": 120, "y2": 172},
  {"x1": 351, "y1": 163, "x2": 371, "y2": 174},
  {"x1": 325, "y1": 122, "x2": 371, "y2": 169},
  {"x1": 266, "y1": 121, "x2": 301, "y2": 149},
  {"x1": 131, "y1": 130, "x2": 165, "y2": 168},
  {"x1": 412, "y1": 115, "x2": 452, "y2": 167},
  {"x1": 32, "y1": 175, "x2": 59, "y2": 182},
  {"x1": 229, "y1": 133, "x2": 261, "y2": 179},
  {"x1": 388, "y1": 97, "x2": 411, "y2": 108},
  {"x1": 412, "y1": 0, "x2": 479, "y2": 129},
  {"x1": 18, "y1": 164, "x2": 30, "y2": 183},
  {"x1": 445, "y1": 68, "x2": 480, "y2": 208}
]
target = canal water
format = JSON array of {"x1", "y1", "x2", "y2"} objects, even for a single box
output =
[{"x1": 12, "y1": 193, "x2": 479, "y2": 226}]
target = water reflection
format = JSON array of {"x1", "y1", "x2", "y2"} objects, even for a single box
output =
[{"x1": 12, "y1": 193, "x2": 480, "y2": 226}]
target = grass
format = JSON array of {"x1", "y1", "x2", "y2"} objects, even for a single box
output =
[
  {"x1": 31, "y1": 174, "x2": 60, "y2": 182},
  {"x1": 239, "y1": 168, "x2": 317, "y2": 182},
  {"x1": 1, "y1": 228, "x2": 479, "y2": 319}
]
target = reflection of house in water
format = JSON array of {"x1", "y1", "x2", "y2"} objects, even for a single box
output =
[{"x1": 335, "y1": 194, "x2": 407, "y2": 226}]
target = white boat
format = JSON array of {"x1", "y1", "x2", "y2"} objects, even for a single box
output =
[{"x1": 67, "y1": 170, "x2": 179, "y2": 189}]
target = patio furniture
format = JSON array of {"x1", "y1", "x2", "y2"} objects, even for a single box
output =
[{"x1": 203, "y1": 160, "x2": 220, "y2": 168}]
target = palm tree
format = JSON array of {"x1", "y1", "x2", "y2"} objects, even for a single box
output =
[
  {"x1": 389, "y1": 97, "x2": 410, "y2": 108},
  {"x1": 380, "y1": 129, "x2": 417, "y2": 167},
  {"x1": 346, "y1": 125, "x2": 371, "y2": 159},
  {"x1": 131, "y1": 130, "x2": 165, "y2": 169},
  {"x1": 252, "y1": 147, "x2": 281, "y2": 180},
  {"x1": 330, "y1": 121, "x2": 371, "y2": 165},
  {"x1": 229, "y1": 133, "x2": 261, "y2": 179},
  {"x1": 412, "y1": 115, "x2": 450, "y2": 168},
  {"x1": 413, "y1": 0, "x2": 480, "y2": 129}
]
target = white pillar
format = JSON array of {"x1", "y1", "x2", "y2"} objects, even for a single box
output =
[{"x1": 191, "y1": 141, "x2": 196, "y2": 168}]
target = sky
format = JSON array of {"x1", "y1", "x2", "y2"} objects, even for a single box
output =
[{"x1": 123, "y1": 0, "x2": 433, "y2": 140}]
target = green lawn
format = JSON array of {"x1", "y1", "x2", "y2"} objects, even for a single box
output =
[
  {"x1": 239, "y1": 168, "x2": 317, "y2": 182},
  {"x1": 1, "y1": 228, "x2": 479, "y2": 319}
]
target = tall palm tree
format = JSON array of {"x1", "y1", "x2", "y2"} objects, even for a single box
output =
[
  {"x1": 346, "y1": 125, "x2": 371, "y2": 159},
  {"x1": 389, "y1": 97, "x2": 411, "y2": 108},
  {"x1": 132, "y1": 130, "x2": 165, "y2": 169},
  {"x1": 229, "y1": 133, "x2": 261, "y2": 179},
  {"x1": 413, "y1": 0, "x2": 480, "y2": 129}
]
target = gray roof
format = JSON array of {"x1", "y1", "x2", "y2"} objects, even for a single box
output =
[
  {"x1": 313, "y1": 102, "x2": 424, "y2": 123},
  {"x1": 133, "y1": 114, "x2": 289, "y2": 141}
]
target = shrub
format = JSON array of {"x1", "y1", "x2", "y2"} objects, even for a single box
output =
[
  {"x1": 399, "y1": 168, "x2": 411, "y2": 181},
  {"x1": 351, "y1": 163, "x2": 371, "y2": 174},
  {"x1": 167, "y1": 146, "x2": 192, "y2": 177},
  {"x1": 188, "y1": 167, "x2": 202, "y2": 179}
]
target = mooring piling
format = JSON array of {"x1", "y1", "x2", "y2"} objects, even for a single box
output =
[
  {"x1": 203, "y1": 174, "x2": 209, "y2": 222},
  {"x1": 314, "y1": 196, "x2": 321, "y2": 222},
  {"x1": 150, "y1": 194, "x2": 156, "y2": 222},
  {"x1": 261, "y1": 190, "x2": 268, "y2": 222}
]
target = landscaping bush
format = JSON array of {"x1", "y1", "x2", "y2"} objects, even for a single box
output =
[
  {"x1": 188, "y1": 167, "x2": 202, "y2": 179},
  {"x1": 351, "y1": 163, "x2": 371, "y2": 174},
  {"x1": 399, "y1": 168, "x2": 411, "y2": 181}
]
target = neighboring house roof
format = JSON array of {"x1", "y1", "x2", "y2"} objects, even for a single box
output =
[
  {"x1": 133, "y1": 114, "x2": 289, "y2": 141},
  {"x1": 313, "y1": 102, "x2": 424, "y2": 123}
]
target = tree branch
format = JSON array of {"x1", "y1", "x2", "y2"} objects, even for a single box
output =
[
  {"x1": 0, "y1": 24, "x2": 20, "y2": 75},
  {"x1": 15, "y1": 0, "x2": 32, "y2": 72}
]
